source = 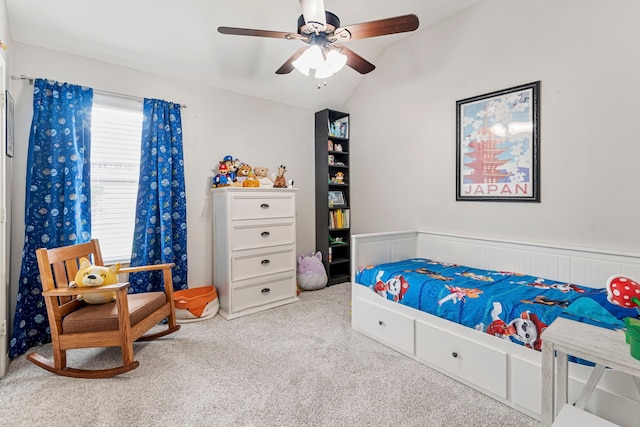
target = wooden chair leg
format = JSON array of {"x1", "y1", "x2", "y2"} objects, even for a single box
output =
[
  {"x1": 53, "y1": 348, "x2": 67, "y2": 371},
  {"x1": 121, "y1": 342, "x2": 135, "y2": 367},
  {"x1": 167, "y1": 309, "x2": 178, "y2": 329}
]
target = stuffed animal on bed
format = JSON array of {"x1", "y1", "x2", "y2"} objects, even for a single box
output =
[
  {"x1": 68, "y1": 258, "x2": 121, "y2": 304},
  {"x1": 297, "y1": 252, "x2": 327, "y2": 291}
]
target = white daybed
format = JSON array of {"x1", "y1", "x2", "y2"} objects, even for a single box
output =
[{"x1": 351, "y1": 230, "x2": 640, "y2": 425}]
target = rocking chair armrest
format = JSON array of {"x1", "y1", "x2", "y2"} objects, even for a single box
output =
[
  {"x1": 42, "y1": 282, "x2": 130, "y2": 297},
  {"x1": 119, "y1": 263, "x2": 175, "y2": 274}
]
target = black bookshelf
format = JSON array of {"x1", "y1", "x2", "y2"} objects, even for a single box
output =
[{"x1": 315, "y1": 109, "x2": 351, "y2": 285}]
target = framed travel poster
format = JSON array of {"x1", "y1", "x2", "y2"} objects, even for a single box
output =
[{"x1": 456, "y1": 81, "x2": 540, "y2": 202}]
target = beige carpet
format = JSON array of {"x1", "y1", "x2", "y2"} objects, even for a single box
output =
[{"x1": 0, "y1": 283, "x2": 538, "y2": 426}]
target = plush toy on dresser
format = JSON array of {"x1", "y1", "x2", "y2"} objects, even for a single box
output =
[
  {"x1": 234, "y1": 163, "x2": 254, "y2": 186},
  {"x1": 68, "y1": 258, "x2": 120, "y2": 304},
  {"x1": 212, "y1": 161, "x2": 232, "y2": 187},
  {"x1": 213, "y1": 155, "x2": 244, "y2": 188},
  {"x1": 242, "y1": 167, "x2": 260, "y2": 187},
  {"x1": 254, "y1": 167, "x2": 273, "y2": 187},
  {"x1": 222, "y1": 155, "x2": 240, "y2": 182},
  {"x1": 297, "y1": 252, "x2": 328, "y2": 291},
  {"x1": 273, "y1": 165, "x2": 287, "y2": 188}
]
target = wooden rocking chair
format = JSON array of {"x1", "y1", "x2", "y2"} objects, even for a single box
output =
[{"x1": 26, "y1": 239, "x2": 180, "y2": 378}]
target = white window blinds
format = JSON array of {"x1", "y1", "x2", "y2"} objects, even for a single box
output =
[{"x1": 90, "y1": 93, "x2": 143, "y2": 264}]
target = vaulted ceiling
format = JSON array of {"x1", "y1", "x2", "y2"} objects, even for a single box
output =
[{"x1": 6, "y1": 0, "x2": 483, "y2": 110}]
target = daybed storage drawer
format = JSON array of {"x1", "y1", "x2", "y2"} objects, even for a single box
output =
[
  {"x1": 353, "y1": 297, "x2": 414, "y2": 355},
  {"x1": 511, "y1": 354, "x2": 541, "y2": 415},
  {"x1": 231, "y1": 194, "x2": 295, "y2": 220},
  {"x1": 415, "y1": 320, "x2": 507, "y2": 399}
]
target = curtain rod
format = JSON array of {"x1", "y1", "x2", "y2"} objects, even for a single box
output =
[{"x1": 10, "y1": 74, "x2": 187, "y2": 109}]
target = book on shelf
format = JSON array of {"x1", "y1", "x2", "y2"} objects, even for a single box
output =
[{"x1": 328, "y1": 209, "x2": 349, "y2": 229}]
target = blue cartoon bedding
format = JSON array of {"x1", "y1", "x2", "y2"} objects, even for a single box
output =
[{"x1": 356, "y1": 258, "x2": 629, "y2": 352}]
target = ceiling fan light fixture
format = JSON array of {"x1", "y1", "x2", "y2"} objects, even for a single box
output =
[
  {"x1": 313, "y1": 60, "x2": 333, "y2": 79},
  {"x1": 292, "y1": 44, "x2": 347, "y2": 78},
  {"x1": 326, "y1": 49, "x2": 347, "y2": 73},
  {"x1": 292, "y1": 45, "x2": 321, "y2": 76}
]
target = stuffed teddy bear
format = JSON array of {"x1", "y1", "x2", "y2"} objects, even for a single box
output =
[
  {"x1": 234, "y1": 163, "x2": 253, "y2": 185},
  {"x1": 296, "y1": 251, "x2": 328, "y2": 291},
  {"x1": 254, "y1": 166, "x2": 273, "y2": 187},
  {"x1": 69, "y1": 258, "x2": 120, "y2": 304},
  {"x1": 242, "y1": 169, "x2": 260, "y2": 187}
]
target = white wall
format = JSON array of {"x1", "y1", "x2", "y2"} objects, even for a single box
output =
[
  {"x1": 9, "y1": 43, "x2": 317, "y2": 322},
  {"x1": 346, "y1": 0, "x2": 640, "y2": 254}
]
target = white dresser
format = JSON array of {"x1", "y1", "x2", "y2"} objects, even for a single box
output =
[{"x1": 212, "y1": 187, "x2": 299, "y2": 319}]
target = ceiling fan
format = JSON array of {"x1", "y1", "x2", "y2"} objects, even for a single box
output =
[{"x1": 218, "y1": 0, "x2": 419, "y2": 78}]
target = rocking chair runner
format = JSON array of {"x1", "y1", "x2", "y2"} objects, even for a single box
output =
[{"x1": 27, "y1": 239, "x2": 181, "y2": 378}]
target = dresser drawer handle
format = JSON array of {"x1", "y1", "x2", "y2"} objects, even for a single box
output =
[
  {"x1": 260, "y1": 203, "x2": 270, "y2": 209},
  {"x1": 378, "y1": 321, "x2": 384, "y2": 326},
  {"x1": 261, "y1": 288, "x2": 271, "y2": 294},
  {"x1": 452, "y1": 352, "x2": 458, "y2": 358},
  {"x1": 260, "y1": 231, "x2": 270, "y2": 237},
  {"x1": 261, "y1": 259, "x2": 270, "y2": 265}
]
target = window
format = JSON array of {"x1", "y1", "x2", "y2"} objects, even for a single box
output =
[{"x1": 90, "y1": 93, "x2": 143, "y2": 264}]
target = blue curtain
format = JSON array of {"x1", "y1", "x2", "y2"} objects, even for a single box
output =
[
  {"x1": 10, "y1": 79, "x2": 93, "y2": 358},
  {"x1": 129, "y1": 98, "x2": 188, "y2": 292}
]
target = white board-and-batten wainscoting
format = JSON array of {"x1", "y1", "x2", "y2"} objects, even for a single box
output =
[{"x1": 350, "y1": 230, "x2": 640, "y2": 425}]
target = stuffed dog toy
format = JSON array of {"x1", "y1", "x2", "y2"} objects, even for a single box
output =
[{"x1": 69, "y1": 258, "x2": 120, "y2": 304}]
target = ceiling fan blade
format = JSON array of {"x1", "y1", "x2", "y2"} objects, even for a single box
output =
[
  {"x1": 218, "y1": 27, "x2": 299, "y2": 40},
  {"x1": 337, "y1": 14, "x2": 419, "y2": 41},
  {"x1": 335, "y1": 45, "x2": 375, "y2": 74},
  {"x1": 275, "y1": 47, "x2": 308, "y2": 74},
  {"x1": 299, "y1": 0, "x2": 326, "y2": 30}
]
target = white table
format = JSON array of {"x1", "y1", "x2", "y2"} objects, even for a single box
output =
[{"x1": 541, "y1": 317, "x2": 640, "y2": 427}]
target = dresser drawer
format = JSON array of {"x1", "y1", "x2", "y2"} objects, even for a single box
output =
[
  {"x1": 231, "y1": 221, "x2": 295, "y2": 251},
  {"x1": 352, "y1": 297, "x2": 415, "y2": 355},
  {"x1": 415, "y1": 319, "x2": 507, "y2": 399},
  {"x1": 231, "y1": 194, "x2": 295, "y2": 220},
  {"x1": 232, "y1": 275, "x2": 296, "y2": 312},
  {"x1": 232, "y1": 247, "x2": 295, "y2": 281}
]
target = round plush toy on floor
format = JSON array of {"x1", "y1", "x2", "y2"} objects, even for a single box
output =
[{"x1": 297, "y1": 251, "x2": 328, "y2": 291}]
